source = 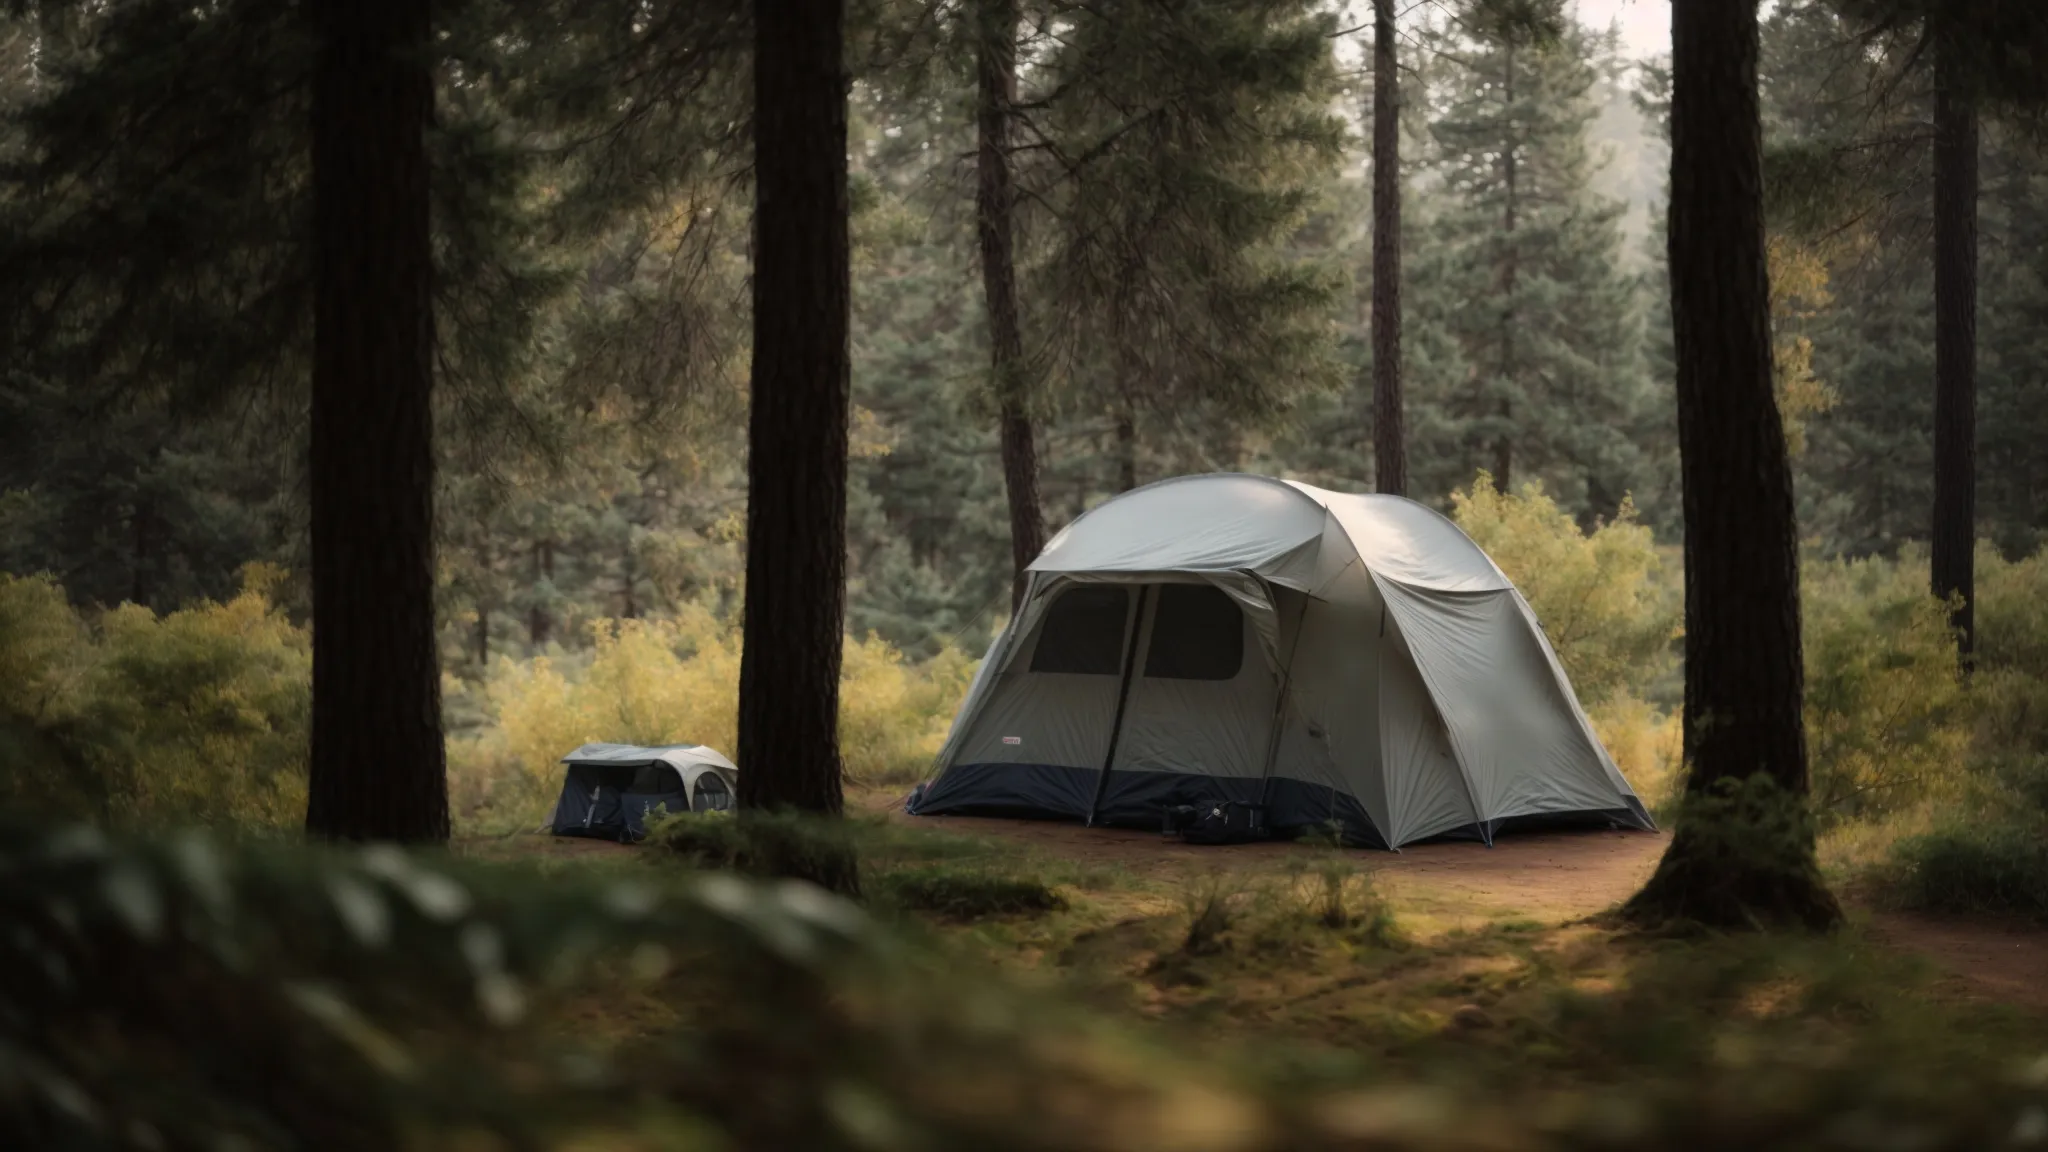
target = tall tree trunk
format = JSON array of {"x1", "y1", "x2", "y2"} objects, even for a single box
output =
[
  {"x1": 1930, "y1": 38, "x2": 1978, "y2": 663},
  {"x1": 1623, "y1": 0, "x2": 1838, "y2": 931},
  {"x1": 474, "y1": 538, "x2": 492, "y2": 671},
  {"x1": 129, "y1": 498, "x2": 151, "y2": 608},
  {"x1": 303, "y1": 0, "x2": 448, "y2": 844},
  {"x1": 621, "y1": 538, "x2": 639, "y2": 619},
  {"x1": 975, "y1": 0, "x2": 1046, "y2": 613},
  {"x1": 1113, "y1": 405, "x2": 1138, "y2": 493},
  {"x1": 527, "y1": 538, "x2": 553, "y2": 649},
  {"x1": 1369, "y1": 0, "x2": 1405, "y2": 496},
  {"x1": 1493, "y1": 41, "x2": 1518, "y2": 494},
  {"x1": 737, "y1": 0, "x2": 858, "y2": 893}
]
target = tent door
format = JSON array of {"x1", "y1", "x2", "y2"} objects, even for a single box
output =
[
  {"x1": 1090, "y1": 581, "x2": 1280, "y2": 825},
  {"x1": 1255, "y1": 590, "x2": 1314, "y2": 803},
  {"x1": 1085, "y1": 585, "x2": 1152, "y2": 826}
]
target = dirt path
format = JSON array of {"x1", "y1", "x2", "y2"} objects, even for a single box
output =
[
  {"x1": 1864, "y1": 909, "x2": 2048, "y2": 1011},
  {"x1": 868, "y1": 792, "x2": 2047, "y2": 1010}
]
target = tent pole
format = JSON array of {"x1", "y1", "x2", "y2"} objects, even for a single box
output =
[
  {"x1": 1255, "y1": 590, "x2": 1313, "y2": 809},
  {"x1": 1086, "y1": 584, "x2": 1151, "y2": 826}
]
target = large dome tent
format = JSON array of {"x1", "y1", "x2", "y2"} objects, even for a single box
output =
[{"x1": 906, "y1": 473, "x2": 1655, "y2": 848}]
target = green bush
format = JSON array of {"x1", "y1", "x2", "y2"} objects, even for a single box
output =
[
  {"x1": 872, "y1": 864, "x2": 1068, "y2": 920},
  {"x1": 1877, "y1": 544, "x2": 2048, "y2": 916},
  {"x1": 651, "y1": 807, "x2": 860, "y2": 890},
  {"x1": 0, "y1": 565, "x2": 310, "y2": 828},
  {"x1": 1800, "y1": 550, "x2": 1968, "y2": 825},
  {"x1": 1893, "y1": 823, "x2": 2048, "y2": 923}
]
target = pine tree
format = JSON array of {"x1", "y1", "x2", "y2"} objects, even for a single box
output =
[
  {"x1": 1028, "y1": 0, "x2": 1347, "y2": 496},
  {"x1": 1410, "y1": 7, "x2": 1648, "y2": 521},
  {"x1": 1369, "y1": 0, "x2": 1406, "y2": 495},
  {"x1": 301, "y1": 0, "x2": 448, "y2": 844},
  {"x1": 1823, "y1": 0, "x2": 2048, "y2": 657},
  {"x1": 1623, "y1": 0, "x2": 1841, "y2": 932},
  {"x1": 1929, "y1": 25, "x2": 1980, "y2": 660},
  {"x1": 972, "y1": 0, "x2": 1045, "y2": 610},
  {"x1": 736, "y1": 0, "x2": 860, "y2": 893},
  {"x1": 1977, "y1": 122, "x2": 2048, "y2": 559}
]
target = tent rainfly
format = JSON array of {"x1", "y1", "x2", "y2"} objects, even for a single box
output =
[
  {"x1": 548, "y1": 742, "x2": 737, "y2": 842},
  {"x1": 907, "y1": 474, "x2": 1656, "y2": 848}
]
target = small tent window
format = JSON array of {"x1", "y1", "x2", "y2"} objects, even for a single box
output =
[
  {"x1": 1028, "y1": 586, "x2": 1131, "y2": 675},
  {"x1": 629, "y1": 763, "x2": 684, "y2": 794},
  {"x1": 1143, "y1": 583, "x2": 1243, "y2": 681},
  {"x1": 692, "y1": 774, "x2": 732, "y2": 813}
]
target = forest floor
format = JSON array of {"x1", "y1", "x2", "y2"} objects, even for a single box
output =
[
  {"x1": 847, "y1": 785, "x2": 2048, "y2": 1014},
  {"x1": 485, "y1": 786, "x2": 2048, "y2": 1027}
]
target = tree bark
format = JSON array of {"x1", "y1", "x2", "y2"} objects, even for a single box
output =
[
  {"x1": 975, "y1": 0, "x2": 1046, "y2": 613},
  {"x1": 1369, "y1": 0, "x2": 1405, "y2": 496},
  {"x1": 474, "y1": 536, "x2": 492, "y2": 670},
  {"x1": 737, "y1": 0, "x2": 858, "y2": 894},
  {"x1": 1622, "y1": 0, "x2": 1839, "y2": 931},
  {"x1": 1113, "y1": 407, "x2": 1138, "y2": 493},
  {"x1": 303, "y1": 0, "x2": 449, "y2": 844},
  {"x1": 1930, "y1": 38, "x2": 1978, "y2": 663},
  {"x1": 621, "y1": 537, "x2": 639, "y2": 619},
  {"x1": 129, "y1": 498, "x2": 151, "y2": 608},
  {"x1": 527, "y1": 538, "x2": 553, "y2": 649}
]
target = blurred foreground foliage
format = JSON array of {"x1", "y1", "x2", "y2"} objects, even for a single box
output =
[{"x1": 3, "y1": 817, "x2": 2048, "y2": 1151}]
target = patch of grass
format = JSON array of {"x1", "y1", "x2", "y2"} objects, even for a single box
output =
[
  {"x1": 1300, "y1": 853, "x2": 1400, "y2": 942},
  {"x1": 648, "y1": 808, "x2": 857, "y2": 887},
  {"x1": 1892, "y1": 822, "x2": 2048, "y2": 923},
  {"x1": 873, "y1": 864, "x2": 1068, "y2": 921},
  {"x1": 1177, "y1": 869, "x2": 1244, "y2": 956}
]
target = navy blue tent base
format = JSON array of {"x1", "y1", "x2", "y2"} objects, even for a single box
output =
[{"x1": 908, "y1": 762, "x2": 1390, "y2": 849}]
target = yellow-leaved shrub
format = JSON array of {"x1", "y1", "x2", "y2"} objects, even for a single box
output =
[
  {"x1": 1586, "y1": 692, "x2": 1683, "y2": 815},
  {"x1": 451, "y1": 603, "x2": 974, "y2": 831},
  {"x1": 1450, "y1": 475, "x2": 1678, "y2": 709},
  {"x1": 0, "y1": 565, "x2": 310, "y2": 828}
]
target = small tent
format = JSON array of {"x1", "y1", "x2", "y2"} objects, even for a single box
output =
[
  {"x1": 907, "y1": 474, "x2": 1655, "y2": 848},
  {"x1": 548, "y1": 743, "x2": 738, "y2": 842}
]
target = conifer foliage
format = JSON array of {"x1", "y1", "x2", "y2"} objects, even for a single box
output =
[
  {"x1": 1408, "y1": 4, "x2": 1647, "y2": 518},
  {"x1": 1030, "y1": 0, "x2": 1347, "y2": 494}
]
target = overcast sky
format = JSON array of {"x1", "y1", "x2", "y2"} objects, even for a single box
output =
[{"x1": 1572, "y1": 0, "x2": 1670, "y2": 60}]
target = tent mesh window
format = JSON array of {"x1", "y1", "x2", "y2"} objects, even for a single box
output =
[
  {"x1": 692, "y1": 774, "x2": 732, "y2": 812},
  {"x1": 1143, "y1": 583, "x2": 1243, "y2": 680},
  {"x1": 1028, "y1": 586, "x2": 1131, "y2": 675},
  {"x1": 629, "y1": 764, "x2": 681, "y2": 793}
]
